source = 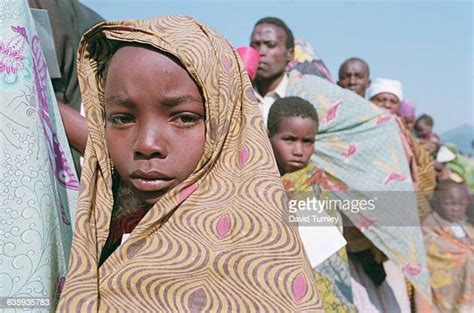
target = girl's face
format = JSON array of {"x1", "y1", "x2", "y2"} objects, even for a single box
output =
[
  {"x1": 436, "y1": 185, "x2": 469, "y2": 223},
  {"x1": 105, "y1": 46, "x2": 205, "y2": 207},
  {"x1": 270, "y1": 116, "x2": 317, "y2": 175},
  {"x1": 371, "y1": 92, "x2": 400, "y2": 114}
]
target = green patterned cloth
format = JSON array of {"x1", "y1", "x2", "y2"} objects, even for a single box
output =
[{"x1": 286, "y1": 72, "x2": 432, "y2": 302}]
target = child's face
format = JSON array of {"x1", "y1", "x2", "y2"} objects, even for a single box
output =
[
  {"x1": 105, "y1": 46, "x2": 205, "y2": 207},
  {"x1": 371, "y1": 92, "x2": 400, "y2": 114},
  {"x1": 270, "y1": 116, "x2": 317, "y2": 174},
  {"x1": 436, "y1": 185, "x2": 469, "y2": 223},
  {"x1": 402, "y1": 116, "x2": 415, "y2": 131},
  {"x1": 415, "y1": 120, "x2": 432, "y2": 138}
]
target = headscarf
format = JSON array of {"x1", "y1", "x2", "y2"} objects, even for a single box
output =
[
  {"x1": 366, "y1": 77, "x2": 403, "y2": 101},
  {"x1": 58, "y1": 16, "x2": 322, "y2": 312},
  {"x1": 287, "y1": 39, "x2": 333, "y2": 82},
  {"x1": 398, "y1": 99, "x2": 416, "y2": 119}
]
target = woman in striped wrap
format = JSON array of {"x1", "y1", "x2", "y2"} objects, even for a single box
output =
[{"x1": 57, "y1": 16, "x2": 323, "y2": 312}]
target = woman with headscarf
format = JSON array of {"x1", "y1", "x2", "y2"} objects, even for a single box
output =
[
  {"x1": 398, "y1": 99, "x2": 417, "y2": 132},
  {"x1": 57, "y1": 16, "x2": 323, "y2": 311}
]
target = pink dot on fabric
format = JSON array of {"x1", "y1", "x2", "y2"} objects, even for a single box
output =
[
  {"x1": 292, "y1": 273, "x2": 307, "y2": 303},
  {"x1": 343, "y1": 143, "x2": 357, "y2": 160},
  {"x1": 384, "y1": 172, "x2": 407, "y2": 185},
  {"x1": 238, "y1": 146, "x2": 249, "y2": 169},
  {"x1": 216, "y1": 215, "x2": 231, "y2": 239},
  {"x1": 179, "y1": 183, "x2": 197, "y2": 202},
  {"x1": 221, "y1": 54, "x2": 232, "y2": 73},
  {"x1": 323, "y1": 100, "x2": 342, "y2": 125}
]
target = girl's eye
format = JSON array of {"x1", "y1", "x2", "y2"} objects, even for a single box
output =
[
  {"x1": 108, "y1": 114, "x2": 135, "y2": 126},
  {"x1": 172, "y1": 113, "x2": 203, "y2": 128}
]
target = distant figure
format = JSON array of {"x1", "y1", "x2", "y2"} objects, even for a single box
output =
[
  {"x1": 337, "y1": 57, "x2": 371, "y2": 98},
  {"x1": 421, "y1": 180, "x2": 473, "y2": 312},
  {"x1": 434, "y1": 145, "x2": 461, "y2": 182},
  {"x1": 415, "y1": 114, "x2": 441, "y2": 154},
  {"x1": 397, "y1": 99, "x2": 416, "y2": 132},
  {"x1": 366, "y1": 77, "x2": 403, "y2": 114},
  {"x1": 444, "y1": 143, "x2": 474, "y2": 194}
]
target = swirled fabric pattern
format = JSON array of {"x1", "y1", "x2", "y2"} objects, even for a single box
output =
[{"x1": 57, "y1": 16, "x2": 323, "y2": 312}]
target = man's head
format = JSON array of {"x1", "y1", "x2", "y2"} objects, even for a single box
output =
[
  {"x1": 250, "y1": 17, "x2": 294, "y2": 88},
  {"x1": 337, "y1": 57, "x2": 370, "y2": 97},
  {"x1": 268, "y1": 96, "x2": 318, "y2": 174}
]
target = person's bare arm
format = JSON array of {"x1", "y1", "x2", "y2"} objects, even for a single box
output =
[{"x1": 57, "y1": 100, "x2": 88, "y2": 155}]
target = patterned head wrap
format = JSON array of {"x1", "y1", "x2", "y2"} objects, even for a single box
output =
[
  {"x1": 366, "y1": 77, "x2": 403, "y2": 102},
  {"x1": 58, "y1": 16, "x2": 322, "y2": 311},
  {"x1": 287, "y1": 39, "x2": 333, "y2": 82},
  {"x1": 398, "y1": 99, "x2": 416, "y2": 119}
]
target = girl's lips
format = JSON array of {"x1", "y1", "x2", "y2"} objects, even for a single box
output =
[{"x1": 130, "y1": 177, "x2": 174, "y2": 192}]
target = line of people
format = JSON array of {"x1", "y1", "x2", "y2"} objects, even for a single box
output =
[
  {"x1": 241, "y1": 17, "x2": 473, "y2": 313},
  {"x1": 1, "y1": 1, "x2": 473, "y2": 312}
]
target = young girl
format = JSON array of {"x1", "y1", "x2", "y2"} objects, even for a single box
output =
[
  {"x1": 58, "y1": 16, "x2": 322, "y2": 311},
  {"x1": 421, "y1": 180, "x2": 473, "y2": 312}
]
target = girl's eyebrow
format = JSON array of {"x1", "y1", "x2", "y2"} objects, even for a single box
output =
[
  {"x1": 105, "y1": 95, "x2": 202, "y2": 108},
  {"x1": 106, "y1": 95, "x2": 135, "y2": 108},
  {"x1": 161, "y1": 95, "x2": 203, "y2": 108}
]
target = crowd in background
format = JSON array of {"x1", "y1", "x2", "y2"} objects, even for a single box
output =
[{"x1": 1, "y1": 1, "x2": 473, "y2": 312}]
